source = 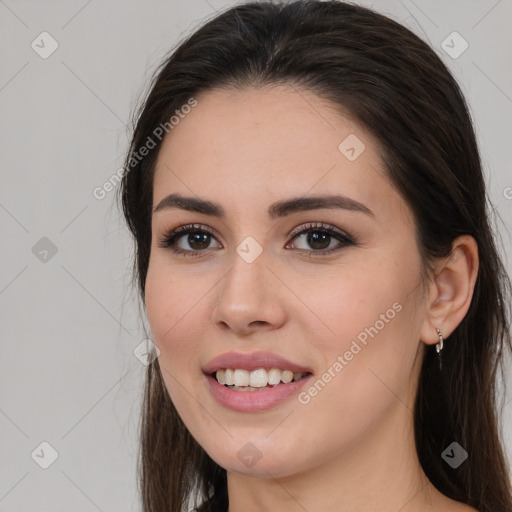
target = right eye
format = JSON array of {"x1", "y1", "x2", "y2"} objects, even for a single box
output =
[{"x1": 157, "y1": 223, "x2": 222, "y2": 257}]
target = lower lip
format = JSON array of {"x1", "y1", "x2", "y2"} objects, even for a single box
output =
[{"x1": 205, "y1": 373, "x2": 313, "y2": 412}]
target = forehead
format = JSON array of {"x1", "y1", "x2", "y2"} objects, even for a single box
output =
[
  {"x1": 152, "y1": 85, "x2": 408, "y2": 226},
  {"x1": 156, "y1": 84, "x2": 372, "y2": 175}
]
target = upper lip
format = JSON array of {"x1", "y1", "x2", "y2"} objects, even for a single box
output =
[{"x1": 203, "y1": 351, "x2": 313, "y2": 375}]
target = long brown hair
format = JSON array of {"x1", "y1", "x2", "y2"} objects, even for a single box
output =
[{"x1": 118, "y1": 1, "x2": 512, "y2": 511}]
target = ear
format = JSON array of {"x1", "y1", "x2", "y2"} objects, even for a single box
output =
[{"x1": 420, "y1": 234, "x2": 479, "y2": 346}]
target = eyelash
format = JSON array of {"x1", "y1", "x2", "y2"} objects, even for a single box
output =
[{"x1": 157, "y1": 222, "x2": 356, "y2": 258}]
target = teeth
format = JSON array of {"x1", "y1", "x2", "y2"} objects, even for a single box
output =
[
  {"x1": 249, "y1": 368, "x2": 268, "y2": 388},
  {"x1": 216, "y1": 369, "x2": 226, "y2": 385},
  {"x1": 281, "y1": 370, "x2": 293, "y2": 383},
  {"x1": 234, "y1": 369, "x2": 250, "y2": 387},
  {"x1": 224, "y1": 369, "x2": 234, "y2": 386},
  {"x1": 268, "y1": 368, "x2": 281, "y2": 385},
  {"x1": 214, "y1": 368, "x2": 307, "y2": 387}
]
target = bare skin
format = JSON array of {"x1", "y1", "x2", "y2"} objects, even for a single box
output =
[{"x1": 145, "y1": 84, "x2": 479, "y2": 512}]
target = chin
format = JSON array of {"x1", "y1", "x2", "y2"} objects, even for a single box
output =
[{"x1": 208, "y1": 443, "x2": 302, "y2": 479}]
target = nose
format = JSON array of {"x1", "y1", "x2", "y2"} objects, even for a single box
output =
[{"x1": 211, "y1": 249, "x2": 287, "y2": 336}]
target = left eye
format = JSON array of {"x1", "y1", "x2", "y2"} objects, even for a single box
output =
[
  {"x1": 157, "y1": 222, "x2": 355, "y2": 257},
  {"x1": 289, "y1": 229, "x2": 343, "y2": 252},
  {"x1": 286, "y1": 222, "x2": 355, "y2": 255}
]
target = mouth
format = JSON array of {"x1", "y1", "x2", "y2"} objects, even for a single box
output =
[
  {"x1": 202, "y1": 351, "x2": 314, "y2": 411},
  {"x1": 211, "y1": 368, "x2": 313, "y2": 391},
  {"x1": 205, "y1": 369, "x2": 314, "y2": 412}
]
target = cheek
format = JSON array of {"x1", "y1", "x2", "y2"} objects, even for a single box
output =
[
  {"x1": 323, "y1": 240, "x2": 420, "y2": 343},
  {"x1": 144, "y1": 267, "x2": 177, "y2": 345},
  {"x1": 296, "y1": 262, "x2": 403, "y2": 352},
  {"x1": 144, "y1": 268, "x2": 219, "y2": 452},
  {"x1": 295, "y1": 256, "x2": 422, "y2": 404},
  {"x1": 145, "y1": 256, "x2": 203, "y2": 342},
  {"x1": 144, "y1": 263, "x2": 200, "y2": 377},
  {"x1": 144, "y1": 258, "x2": 220, "y2": 416}
]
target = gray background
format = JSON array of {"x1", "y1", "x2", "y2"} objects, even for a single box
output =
[{"x1": 1, "y1": 0, "x2": 511, "y2": 510}]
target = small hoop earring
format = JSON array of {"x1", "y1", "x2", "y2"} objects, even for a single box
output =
[{"x1": 435, "y1": 327, "x2": 444, "y2": 353}]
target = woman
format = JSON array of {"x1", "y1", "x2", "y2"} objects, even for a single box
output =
[{"x1": 118, "y1": 1, "x2": 512, "y2": 511}]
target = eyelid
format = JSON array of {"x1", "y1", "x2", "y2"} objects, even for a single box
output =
[
  {"x1": 288, "y1": 221, "x2": 353, "y2": 242},
  {"x1": 164, "y1": 223, "x2": 219, "y2": 242}
]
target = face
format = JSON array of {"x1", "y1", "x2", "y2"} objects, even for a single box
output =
[{"x1": 145, "y1": 84, "x2": 428, "y2": 478}]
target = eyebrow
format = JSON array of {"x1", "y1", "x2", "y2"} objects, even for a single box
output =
[{"x1": 153, "y1": 193, "x2": 374, "y2": 219}]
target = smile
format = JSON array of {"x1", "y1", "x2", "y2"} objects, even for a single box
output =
[
  {"x1": 206, "y1": 371, "x2": 313, "y2": 412},
  {"x1": 215, "y1": 368, "x2": 309, "y2": 390}
]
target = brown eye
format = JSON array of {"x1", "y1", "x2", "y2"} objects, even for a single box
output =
[
  {"x1": 158, "y1": 222, "x2": 355, "y2": 257},
  {"x1": 157, "y1": 224, "x2": 221, "y2": 257},
  {"x1": 182, "y1": 231, "x2": 212, "y2": 251},
  {"x1": 287, "y1": 222, "x2": 355, "y2": 256}
]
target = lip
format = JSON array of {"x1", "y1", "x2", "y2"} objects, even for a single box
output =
[
  {"x1": 202, "y1": 350, "x2": 313, "y2": 374},
  {"x1": 202, "y1": 350, "x2": 314, "y2": 412},
  {"x1": 205, "y1": 372, "x2": 314, "y2": 412}
]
